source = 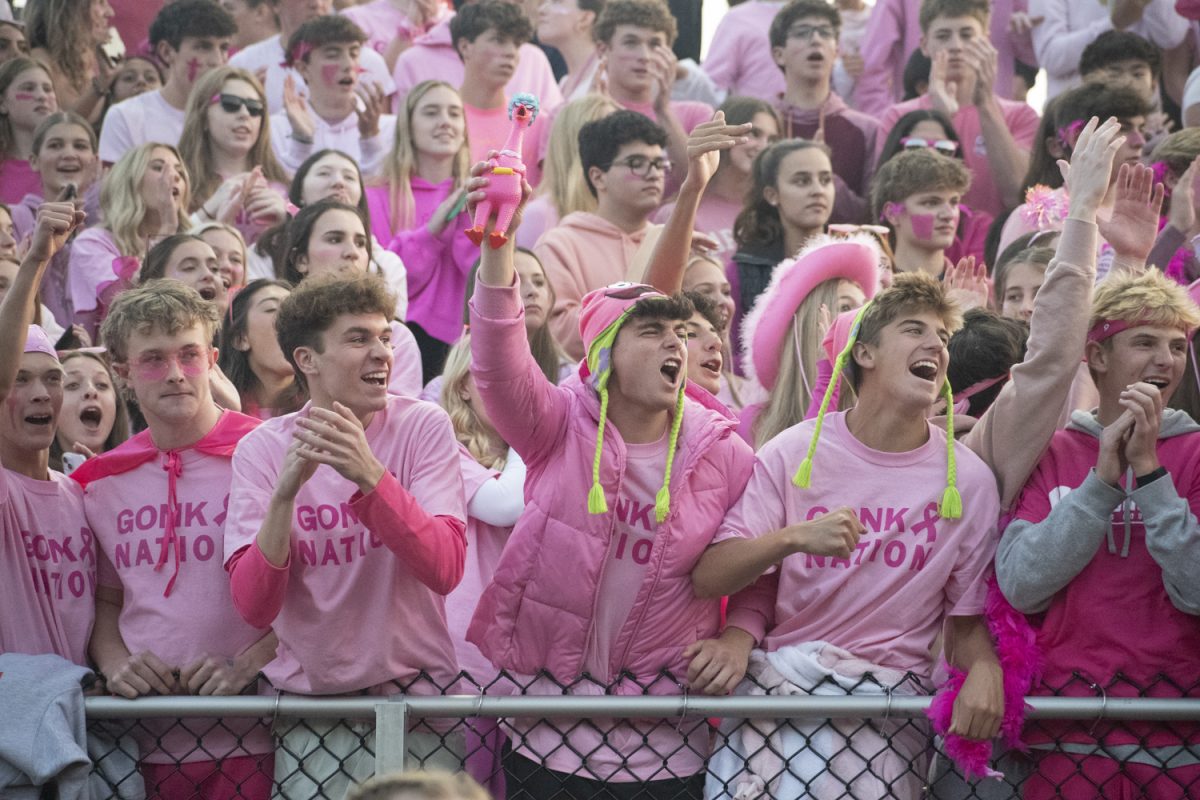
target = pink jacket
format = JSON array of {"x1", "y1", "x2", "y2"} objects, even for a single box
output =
[
  {"x1": 391, "y1": 18, "x2": 564, "y2": 114},
  {"x1": 856, "y1": 0, "x2": 1036, "y2": 115},
  {"x1": 466, "y1": 277, "x2": 756, "y2": 686}
]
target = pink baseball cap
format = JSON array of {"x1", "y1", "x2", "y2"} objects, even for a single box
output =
[
  {"x1": 24, "y1": 325, "x2": 60, "y2": 362},
  {"x1": 741, "y1": 235, "x2": 882, "y2": 392}
]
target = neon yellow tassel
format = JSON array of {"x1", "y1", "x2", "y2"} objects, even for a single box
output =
[
  {"x1": 939, "y1": 485, "x2": 963, "y2": 519},
  {"x1": 588, "y1": 481, "x2": 608, "y2": 515},
  {"x1": 654, "y1": 485, "x2": 671, "y2": 523},
  {"x1": 792, "y1": 457, "x2": 813, "y2": 488}
]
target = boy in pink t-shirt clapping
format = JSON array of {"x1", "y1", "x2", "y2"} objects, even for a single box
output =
[
  {"x1": 694, "y1": 273, "x2": 1004, "y2": 797},
  {"x1": 225, "y1": 273, "x2": 467, "y2": 798},
  {"x1": 77, "y1": 280, "x2": 275, "y2": 799}
]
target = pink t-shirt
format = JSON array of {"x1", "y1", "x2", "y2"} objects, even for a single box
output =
[
  {"x1": 464, "y1": 102, "x2": 542, "y2": 188},
  {"x1": 0, "y1": 158, "x2": 42, "y2": 205},
  {"x1": 445, "y1": 449, "x2": 508, "y2": 682},
  {"x1": 84, "y1": 440, "x2": 272, "y2": 763},
  {"x1": 584, "y1": 433, "x2": 667, "y2": 677},
  {"x1": 718, "y1": 411, "x2": 1001, "y2": 678},
  {"x1": 225, "y1": 396, "x2": 465, "y2": 696},
  {"x1": 67, "y1": 227, "x2": 123, "y2": 319},
  {"x1": 0, "y1": 467, "x2": 94, "y2": 666},
  {"x1": 98, "y1": 90, "x2": 186, "y2": 164},
  {"x1": 878, "y1": 95, "x2": 1041, "y2": 220}
]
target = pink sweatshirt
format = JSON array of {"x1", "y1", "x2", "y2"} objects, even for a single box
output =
[
  {"x1": 959, "y1": 218, "x2": 1097, "y2": 511},
  {"x1": 225, "y1": 397, "x2": 466, "y2": 696},
  {"x1": 878, "y1": 93, "x2": 1041, "y2": 219},
  {"x1": 719, "y1": 411, "x2": 1001, "y2": 679},
  {"x1": 81, "y1": 414, "x2": 272, "y2": 764},
  {"x1": 375, "y1": 179, "x2": 477, "y2": 346},
  {"x1": 270, "y1": 109, "x2": 396, "y2": 179},
  {"x1": 1031, "y1": 0, "x2": 1190, "y2": 101},
  {"x1": 467, "y1": 275, "x2": 756, "y2": 780},
  {"x1": 701, "y1": 0, "x2": 786, "y2": 103},
  {"x1": 856, "y1": 0, "x2": 1037, "y2": 116},
  {"x1": 0, "y1": 467, "x2": 94, "y2": 666},
  {"x1": 390, "y1": 17, "x2": 564, "y2": 114},
  {"x1": 66, "y1": 227, "x2": 125, "y2": 335},
  {"x1": 535, "y1": 211, "x2": 651, "y2": 360},
  {"x1": 98, "y1": 90, "x2": 186, "y2": 164},
  {"x1": 0, "y1": 159, "x2": 41, "y2": 206},
  {"x1": 341, "y1": 0, "x2": 451, "y2": 58}
]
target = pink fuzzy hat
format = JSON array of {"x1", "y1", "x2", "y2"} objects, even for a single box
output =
[
  {"x1": 741, "y1": 234, "x2": 883, "y2": 392},
  {"x1": 24, "y1": 325, "x2": 60, "y2": 362}
]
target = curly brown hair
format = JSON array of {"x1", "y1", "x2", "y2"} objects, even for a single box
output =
[
  {"x1": 593, "y1": 0, "x2": 677, "y2": 46},
  {"x1": 869, "y1": 148, "x2": 971, "y2": 222},
  {"x1": 275, "y1": 272, "x2": 396, "y2": 389}
]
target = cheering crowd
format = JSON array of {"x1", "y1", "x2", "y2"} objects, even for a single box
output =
[{"x1": 2, "y1": 0, "x2": 1200, "y2": 797}]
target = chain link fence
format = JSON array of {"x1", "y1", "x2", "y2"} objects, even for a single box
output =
[{"x1": 79, "y1": 670, "x2": 1200, "y2": 799}]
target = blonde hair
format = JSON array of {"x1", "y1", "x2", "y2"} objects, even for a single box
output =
[
  {"x1": 101, "y1": 143, "x2": 193, "y2": 257},
  {"x1": 194, "y1": 221, "x2": 248, "y2": 286},
  {"x1": 538, "y1": 93, "x2": 616, "y2": 218},
  {"x1": 345, "y1": 771, "x2": 490, "y2": 800},
  {"x1": 753, "y1": 282, "x2": 853, "y2": 448},
  {"x1": 177, "y1": 66, "x2": 288, "y2": 211},
  {"x1": 439, "y1": 334, "x2": 507, "y2": 470},
  {"x1": 381, "y1": 80, "x2": 471, "y2": 233},
  {"x1": 1090, "y1": 269, "x2": 1200, "y2": 333},
  {"x1": 100, "y1": 279, "x2": 221, "y2": 365}
]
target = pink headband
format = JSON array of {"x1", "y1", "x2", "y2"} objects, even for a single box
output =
[
  {"x1": 953, "y1": 372, "x2": 1009, "y2": 406},
  {"x1": 1087, "y1": 319, "x2": 1143, "y2": 344}
]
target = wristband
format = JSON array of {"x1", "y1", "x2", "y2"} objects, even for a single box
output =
[
  {"x1": 1135, "y1": 466, "x2": 1167, "y2": 488},
  {"x1": 290, "y1": 131, "x2": 314, "y2": 145}
]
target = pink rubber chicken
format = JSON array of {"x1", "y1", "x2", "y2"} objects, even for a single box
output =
[{"x1": 465, "y1": 92, "x2": 539, "y2": 249}]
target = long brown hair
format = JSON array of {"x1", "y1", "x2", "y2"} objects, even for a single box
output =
[
  {"x1": 733, "y1": 139, "x2": 830, "y2": 252},
  {"x1": 177, "y1": 66, "x2": 288, "y2": 211}
]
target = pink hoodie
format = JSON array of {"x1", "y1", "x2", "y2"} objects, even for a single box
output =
[
  {"x1": 374, "y1": 179, "x2": 478, "y2": 346},
  {"x1": 702, "y1": 0, "x2": 786, "y2": 102},
  {"x1": 856, "y1": 0, "x2": 1037, "y2": 116},
  {"x1": 390, "y1": 17, "x2": 564, "y2": 114},
  {"x1": 535, "y1": 211, "x2": 651, "y2": 361},
  {"x1": 466, "y1": 275, "x2": 756, "y2": 685}
]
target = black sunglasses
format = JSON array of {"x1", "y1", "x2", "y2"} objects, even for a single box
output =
[{"x1": 211, "y1": 93, "x2": 264, "y2": 117}]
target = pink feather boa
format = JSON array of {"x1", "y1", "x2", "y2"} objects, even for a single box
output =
[{"x1": 925, "y1": 576, "x2": 1042, "y2": 779}]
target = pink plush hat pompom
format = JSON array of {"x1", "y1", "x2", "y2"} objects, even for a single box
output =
[{"x1": 1019, "y1": 185, "x2": 1069, "y2": 231}]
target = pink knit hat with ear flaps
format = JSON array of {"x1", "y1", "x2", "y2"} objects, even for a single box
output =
[
  {"x1": 740, "y1": 234, "x2": 883, "y2": 392},
  {"x1": 24, "y1": 325, "x2": 60, "y2": 362}
]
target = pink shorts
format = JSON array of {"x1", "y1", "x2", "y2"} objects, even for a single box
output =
[{"x1": 141, "y1": 754, "x2": 274, "y2": 800}]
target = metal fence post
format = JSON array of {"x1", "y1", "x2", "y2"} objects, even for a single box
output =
[{"x1": 375, "y1": 696, "x2": 409, "y2": 776}]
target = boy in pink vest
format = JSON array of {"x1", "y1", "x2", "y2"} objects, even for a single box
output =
[
  {"x1": 466, "y1": 167, "x2": 756, "y2": 797},
  {"x1": 877, "y1": 0, "x2": 1040, "y2": 219},
  {"x1": 76, "y1": 280, "x2": 274, "y2": 799},
  {"x1": 99, "y1": 0, "x2": 237, "y2": 164},
  {"x1": 997, "y1": 270, "x2": 1200, "y2": 799},
  {"x1": 225, "y1": 273, "x2": 467, "y2": 798},
  {"x1": 0, "y1": 202, "x2": 93, "y2": 665},
  {"x1": 694, "y1": 273, "x2": 1004, "y2": 796}
]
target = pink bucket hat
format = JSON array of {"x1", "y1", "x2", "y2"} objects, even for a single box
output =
[
  {"x1": 740, "y1": 234, "x2": 883, "y2": 392},
  {"x1": 24, "y1": 325, "x2": 60, "y2": 362}
]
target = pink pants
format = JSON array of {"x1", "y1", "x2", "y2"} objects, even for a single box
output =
[
  {"x1": 1023, "y1": 752, "x2": 1200, "y2": 800},
  {"x1": 141, "y1": 754, "x2": 274, "y2": 800}
]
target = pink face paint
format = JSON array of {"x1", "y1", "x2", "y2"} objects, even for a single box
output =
[
  {"x1": 186, "y1": 58, "x2": 201, "y2": 83},
  {"x1": 908, "y1": 212, "x2": 937, "y2": 241},
  {"x1": 13, "y1": 92, "x2": 34, "y2": 101},
  {"x1": 321, "y1": 64, "x2": 339, "y2": 86},
  {"x1": 354, "y1": 66, "x2": 366, "y2": 75}
]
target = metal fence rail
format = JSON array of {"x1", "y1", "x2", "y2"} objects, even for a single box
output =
[{"x1": 78, "y1": 685, "x2": 1200, "y2": 800}]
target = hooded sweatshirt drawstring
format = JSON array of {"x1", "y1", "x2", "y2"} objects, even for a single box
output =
[{"x1": 156, "y1": 450, "x2": 184, "y2": 597}]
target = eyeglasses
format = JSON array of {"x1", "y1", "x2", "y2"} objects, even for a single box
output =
[
  {"x1": 211, "y1": 93, "x2": 265, "y2": 118},
  {"x1": 127, "y1": 348, "x2": 209, "y2": 381},
  {"x1": 787, "y1": 24, "x2": 837, "y2": 41},
  {"x1": 901, "y1": 136, "x2": 959, "y2": 156},
  {"x1": 608, "y1": 155, "x2": 672, "y2": 178}
]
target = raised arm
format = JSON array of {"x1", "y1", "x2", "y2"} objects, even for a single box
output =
[{"x1": 0, "y1": 202, "x2": 82, "y2": 402}]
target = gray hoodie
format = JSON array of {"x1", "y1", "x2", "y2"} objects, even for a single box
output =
[{"x1": 996, "y1": 408, "x2": 1200, "y2": 615}]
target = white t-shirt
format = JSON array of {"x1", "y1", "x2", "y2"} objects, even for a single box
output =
[{"x1": 98, "y1": 90, "x2": 187, "y2": 163}]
